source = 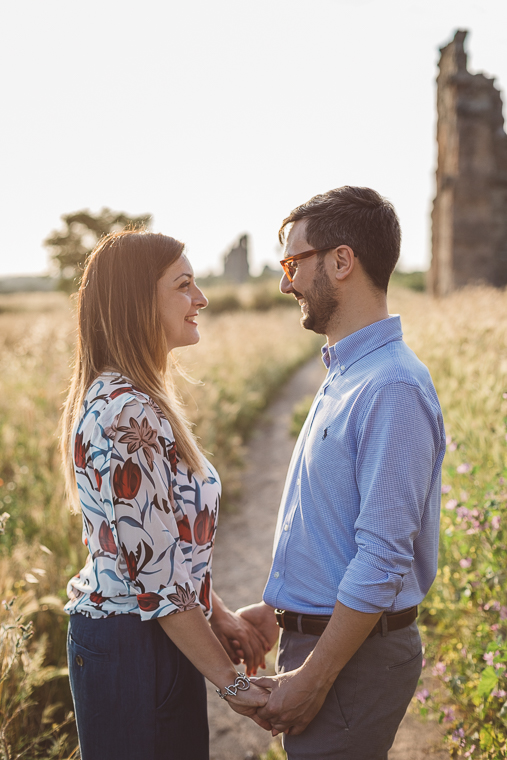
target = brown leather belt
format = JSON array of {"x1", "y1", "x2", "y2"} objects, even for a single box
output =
[{"x1": 274, "y1": 606, "x2": 418, "y2": 638}]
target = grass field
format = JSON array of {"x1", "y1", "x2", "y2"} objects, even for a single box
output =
[
  {"x1": 1, "y1": 283, "x2": 507, "y2": 759},
  {"x1": 0, "y1": 286, "x2": 321, "y2": 758}
]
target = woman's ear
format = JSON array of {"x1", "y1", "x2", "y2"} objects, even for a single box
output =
[{"x1": 331, "y1": 245, "x2": 356, "y2": 280}]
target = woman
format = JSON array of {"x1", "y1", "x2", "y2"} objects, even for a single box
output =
[{"x1": 61, "y1": 230, "x2": 269, "y2": 760}]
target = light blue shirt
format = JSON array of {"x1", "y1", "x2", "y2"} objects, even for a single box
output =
[{"x1": 263, "y1": 316, "x2": 446, "y2": 615}]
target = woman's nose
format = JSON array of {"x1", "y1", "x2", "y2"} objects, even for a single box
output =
[{"x1": 195, "y1": 286, "x2": 208, "y2": 309}]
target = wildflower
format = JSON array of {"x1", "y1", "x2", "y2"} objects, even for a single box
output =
[
  {"x1": 456, "y1": 506, "x2": 469, "y2": 518},
  {"x1": 459, "y1": 558, "x2": 472, "y2": 569},
  {"x1": 464, "y1": 745, "x2": 476, "y2": 758},
  {"x1": 441, "y1": 484, "x2": 452, "y2": 494},
  {"x1": 492, "y1": 689, "x2": 507, "y2": 698},
  {"x1": 491, "y1": 624, "x2": 499, "y2": 632},
  {"x1": 483, "y1": 651, "x2": 499, "y2": 666},
  {"x1": 457, "y1": 463, "x2": 471, "y2": 474},
  {"x1": 500, "y1": 606, "x2": 507, "y2": 620},
  {"x1": 445, "y1": 499, "x2": 458, "y2": 510},
  {"x1": 491, "y1": 515, "x2": 501, "y2": 530},
  {"x1": 443, "y1": 706, "x2": 456, "y2": 723},
  {"x1": 449, "y1": 442, "x2": 457, "y2": 451},
  {"x1": 432, "y1": 662, "x2": 446, "y2": 676},
  {"x1": 451, "y1": 727, "x2": 465, "y2": 743},
  {"x1": 415, "y1": 689, "x2": 429, "y2": 704}
]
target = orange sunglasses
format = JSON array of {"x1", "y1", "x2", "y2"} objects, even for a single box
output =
[{"x1": 280, "y1": 247, "x2": 335, "y2": 282}]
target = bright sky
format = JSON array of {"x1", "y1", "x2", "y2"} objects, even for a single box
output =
[{"x1": 1, "y1": 0, "x2": 506, "y2": 278}]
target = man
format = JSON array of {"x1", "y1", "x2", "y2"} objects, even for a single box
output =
[{"x1": 237, "y1": 186, "x2": 445, "y2": 759}]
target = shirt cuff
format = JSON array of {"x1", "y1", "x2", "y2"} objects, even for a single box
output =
[{"x1": 136, "y1": 581, "x2": 200, "y2": 621}]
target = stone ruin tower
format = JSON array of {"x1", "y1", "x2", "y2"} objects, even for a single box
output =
[
  {"x1": 429, "y1": 30, "x2": 507, "y2": 296},
  {"x1": 223, "y1": 234, "x2": 250, "y2": 283}
]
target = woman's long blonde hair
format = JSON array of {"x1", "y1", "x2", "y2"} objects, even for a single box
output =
[{"x1": 61, "y1": 229, "x2": 205, "y2": 510}]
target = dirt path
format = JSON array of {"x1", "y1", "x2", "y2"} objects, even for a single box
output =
[{"x1": 207, "y1": 357, "x2": 448, "y2": 760}]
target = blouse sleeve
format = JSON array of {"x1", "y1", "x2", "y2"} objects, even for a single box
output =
[{"x1": 110, "y1": 397, "x2": 200, "y2": 620}]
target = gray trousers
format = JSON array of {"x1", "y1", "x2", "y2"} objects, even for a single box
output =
[{"x1": 277, "y1": 621, "x2": 422, "y2": 760}]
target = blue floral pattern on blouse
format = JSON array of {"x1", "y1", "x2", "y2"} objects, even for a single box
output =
[{"x1": 65, "y1": 373, "x2": 220, "y2": 621}]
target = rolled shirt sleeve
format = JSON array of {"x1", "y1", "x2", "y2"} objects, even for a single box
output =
[{"x1": 337, "y1": 381, "x2": 443, "y2": 613}]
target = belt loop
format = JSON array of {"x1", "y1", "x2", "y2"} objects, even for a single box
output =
[
  {"x1": 381, "y1": 612, "x2": 388, "y2": 637},
  {"x1": 297, "y1": 614, "x2": 304, "y2": 634}
]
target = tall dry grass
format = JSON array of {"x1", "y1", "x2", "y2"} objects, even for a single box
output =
[{"x1": 0, "y1": 288, "x2": 320, "y2": 755}]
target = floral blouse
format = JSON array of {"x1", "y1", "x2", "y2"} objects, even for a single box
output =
[{"x1": 65, "y1": 373, "x2": 221, "y2": 621}]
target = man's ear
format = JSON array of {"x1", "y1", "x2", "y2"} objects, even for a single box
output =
[{"x1": 330, "y1": 245, "x2": 356, "y2": 280}]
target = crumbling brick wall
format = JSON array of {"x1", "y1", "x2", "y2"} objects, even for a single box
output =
[{"x1": 429, "y1": 30, "x2": 507, "y2": 295}]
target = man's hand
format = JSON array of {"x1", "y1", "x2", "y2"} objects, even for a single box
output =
[
  {"x1": 236, "y1": 602, "x2": 279, "y2": 652},
  {"x1": 253, "y1": 667, "x2": 328, "y2": 736},
  {"x1": 210, "y1": 592, "x2": 270, "y2": 675}
]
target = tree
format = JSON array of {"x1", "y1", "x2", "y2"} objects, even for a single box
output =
[{"x1": 44, "y1": 207, "x2": 152, "y2": 292}]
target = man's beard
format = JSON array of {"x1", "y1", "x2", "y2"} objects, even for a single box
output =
[{"x1": 293, "y1": 258, "x2": 339, "y2": 335}]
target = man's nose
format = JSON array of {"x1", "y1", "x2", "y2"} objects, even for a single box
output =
[{"x1": 279, "y1": 273, "x2": 294, "y2": 295}]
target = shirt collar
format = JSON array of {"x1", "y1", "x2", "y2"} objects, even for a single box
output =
[{"x1": 321, "y1": 315, "x2": 403, "y2": 371}]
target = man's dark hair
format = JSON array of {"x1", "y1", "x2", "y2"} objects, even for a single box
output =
[{"x1": 279, "y1": 186, "x2": 401, "y2": 293}]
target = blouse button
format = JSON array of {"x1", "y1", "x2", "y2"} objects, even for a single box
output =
[
  {"x1": 274, "y1": 571, "x2": 280, "y2": 579},
  {"x1": 75, "y1": 655, "x2": 84, "y2": 667}
]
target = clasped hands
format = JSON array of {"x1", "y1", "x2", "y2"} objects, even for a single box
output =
[{"x1": 212, "y1": 600, "x2": 326, "y2": 736}]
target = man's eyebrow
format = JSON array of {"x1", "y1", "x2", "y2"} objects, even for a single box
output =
[{"x1": 173, "y1": 272, "x2": 193, "y2": 282}]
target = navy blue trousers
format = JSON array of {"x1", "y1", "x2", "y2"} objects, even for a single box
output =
[{"x1": 67, "y1": 613, "x2": 209, "y2": 760}]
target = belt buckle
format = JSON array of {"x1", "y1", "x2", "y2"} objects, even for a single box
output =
[{"x1": 275, "y1": 608, "x2": 285, "y2": 629}]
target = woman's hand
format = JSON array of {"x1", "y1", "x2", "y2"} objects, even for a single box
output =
[
  {"x1": 235, "y1": 602, "x2": 279, "y2": 652},
  {"x1": 210, "y1": 592, "x2": 270, "y2": 675},
  {"x1": 224, "y1": 680, "x2": 272, "y2": 730}
]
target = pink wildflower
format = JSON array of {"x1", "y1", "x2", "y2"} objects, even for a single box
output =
[
  {"x1": 500, "y1": 606, "x2": 507, "y2": 620},
  {"x1": 443, "y1": 706, "x2": 456, "y2": 723},
  {"x1": 459, "y1": 558, "x2": 472, "y2": 569},
  {"x1": 415, "y1": 689, "x2": 429, "y2": 704},
  {"x1": 464, "y1": 745, "x2": 476, "y2": 758},
  {"x1": 492, "y1": 689, "x2": 507, "y2": 698},
  {"x1": 491, "y1": 515, "x2": 501, "y2": 530},
  {"x1": 445, "y1": 499, "x2": 458, "y2": 510},
  {"x1": 432, "y1": 662, "x2": 446, "y2": 676},
  {"x1": 449, "y1": 442, "x2": 457, "y2": 451},
  {"x1": 457, "y1": 463, "x2": 471, "y2": 474},
  {"x1": 483, "y1": 651, "x2": 499, "y2": 666},
  {"x1": 441, "y1": 484, "x2": 452, "y2": 494},
  {"x1": 491, "y1": 624, "x2": 500, "y2": 632}
]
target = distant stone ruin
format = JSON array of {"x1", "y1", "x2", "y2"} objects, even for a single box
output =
[
  {"x1": 223, "y1": 234, "x2": 250, "y2": 283},
  {"x1": 429, "y1": 30, "x2": 507, "y2": 295}
]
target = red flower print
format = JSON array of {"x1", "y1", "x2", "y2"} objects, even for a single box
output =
[
  {"x1": 121, "y1": 540, "x2": 153, "y2": 583},
  {"x1": 177, "y1": 515, "x2": 192, "y2": 543},
  {"x1": 122, "y1": 546, "x2": 138, "y2": 581},
  {"x1": 199, "y1": 571, "x2": 211, "y2": 612},
  {"x1": 74, "y1": 432, "x2": 89, "y2": 470},
  {"x1": 167, "y1": 441, "x2": 178, "y2": 475},
  {"x1": 98, "y1": 521, "x2": 116, "y2": 554},
  {"x1": 90, "y1": 591, "x2": 108, "y2": 605},
  {"x1": 113, "y1": 458, "x2": 142, "y2": 500},
  {"x1": 168, "y1": 582, "x2": 197, "y2": 611},
  {"x1": 194, "y1": 506, "x2": 215, "y2": 546},
  {"x1": 137, "y1": 592, "x2": 164, "y2": 612},
  {"x1": 95, "y1": 469, "x2": 102, "y2": 490},
  {"x1": 118, "y1": 416, "x2": 161, "y2": 471},
  {"x1": 110, "y1": 387, "x2": 133, "y2": 399}
]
